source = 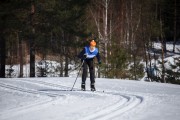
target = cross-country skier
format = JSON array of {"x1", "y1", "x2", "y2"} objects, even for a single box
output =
[{"x1": 78, "y1": 40, "x2": 101, "y2": 91}]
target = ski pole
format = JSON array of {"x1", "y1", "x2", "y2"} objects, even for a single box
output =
[{"x1": 71, "y1": 60, "x2": 84, "y2": 91}]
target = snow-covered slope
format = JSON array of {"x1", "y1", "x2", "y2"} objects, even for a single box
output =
[{"x1": 0, "y1": 77, "x2": 180, "y2": 120}]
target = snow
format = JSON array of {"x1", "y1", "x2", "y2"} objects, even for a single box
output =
[
  {"x1": 1, "y1": 41, "x2": 180, "y2": 120},
  {"x1": 0, "y1": 77, "x2": 180, "y2": 120}
]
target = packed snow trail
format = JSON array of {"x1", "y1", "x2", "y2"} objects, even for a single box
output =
[{"x1": 0, "y1": 77, "x2": 180, "y2": 120}]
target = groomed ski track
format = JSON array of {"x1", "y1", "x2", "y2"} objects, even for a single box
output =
[
  {"x1": 0, "y1": 78, "x2": 143, "y2": 120},
  {"x1": 1, "y1": 77, "x2": 180, "y2": 120}
]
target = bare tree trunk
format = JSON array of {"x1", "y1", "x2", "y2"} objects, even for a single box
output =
[
  {"x1": 120, "y1": 0, "x2": 124, "y2": 45},
  {"x1": 18, "y1": 32, "x2": 23, "y2": 77},
  {"x1": 89, "y1": 0, "x2": 111, "y2": 77},
  {"x1": 173, "y1": 0, "x2": 177, "y2": 53},
  {"x1": 148, "y1": 43, "x2": 152, "y2": 80},
  {"x1": 64, "y1": 56, "x2": 69, "y2": 77},
  {"x1": 125, "y1": 2, "x2": 130, "y2": 48},
  {"x1": 128, "y1": 0, "x2": 142, "y2": 80},
  {"x1": 0, "y1": 13, "x2": 7, "y2": 78},
  {"x1": 133, "y1": 53, "x2": 137, "y2": 80},
  {"x1": 160, "y1": 37, "x2": 166, "y2": 83},
  {"x1": 64, "y1": 33, "x2": 69, "y2": 77},
  {"x1": 144, "y1": 44, "x2": 149, "y2": 80},
  {"x1": 153, "y1": 42, "x2": 158, "y2": 81},
  {"x1": 59, "y1": 55, "x2": 63, "y2": 77},
  {"x1": 104, "y1": 0, "x2": 108, "y2": 69},
  {"x1": 30, "y1": 1, "x2": 35, "y2": 77},
  {"x1": 0, "y1": 34, "x2": 6, "y2": 78},
  {"x1": 160, "y1": 9, "x2": 166, "y2": 83}
]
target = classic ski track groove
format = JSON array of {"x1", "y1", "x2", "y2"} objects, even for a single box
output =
[
  {"x1": 35, "y1": 80, "x2": 143, "y2": 120},
  {"x1": 16, "y1": 79, "x2": 143, "y2": 120},
  {"x1": 0, "y1": 79, "x2": 143, "y2": 120},
  {"x1": 22, "y1": 78, "x2": 70, "y2": 90},
  {"x1": 77, "y1": 91, "x2": 143, "y2": 120},
  {"x1": 0, "y1": 82, "x2": 66, "y2": 119},
  {"x1": 0, "y1": 82, "x2": 64, "y2": 97}
]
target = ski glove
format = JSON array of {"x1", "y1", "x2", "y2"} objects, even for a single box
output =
[{"x1": 83, "y1": 54, "x2": 87, "y2": 59}]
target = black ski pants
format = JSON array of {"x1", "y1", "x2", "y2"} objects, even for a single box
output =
[{"x1": 82, "y1": 59, "x2": 95, "y2": 84}]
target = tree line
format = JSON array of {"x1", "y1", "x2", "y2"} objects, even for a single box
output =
[{"x1": 0, "y1": 0, "x2": 180, "y2": 84}]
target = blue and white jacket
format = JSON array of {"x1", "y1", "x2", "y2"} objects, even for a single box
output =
[{"x1": 78, "y1": 46, "x2": 101, "y2": 62}]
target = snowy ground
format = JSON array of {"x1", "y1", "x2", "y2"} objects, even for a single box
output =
[{"x1": 0, "y1": 77, "x2": 180, "y2": 120}]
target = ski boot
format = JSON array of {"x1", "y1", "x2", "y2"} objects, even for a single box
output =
[
  {"x1": 91, "y1": 83, "x2": 96, "y2": 91},
  {"x1": 81, "y1": 83, "x2": 86, "y2": 91}
]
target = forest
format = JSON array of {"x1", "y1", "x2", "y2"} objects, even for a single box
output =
[{"x1": 0, "y1": 0, "x2": 180, "y2": 84}]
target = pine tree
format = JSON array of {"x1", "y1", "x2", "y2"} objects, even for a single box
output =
[
  {"x1": 0, "y1": 0, "x2": 29, "y2": 77},
  {"x1": 157, "y1": 59, "x2": 168, "y2": 82},
  {"x1": 166, "y1": 57, "x2": 180, "y2": 84}
]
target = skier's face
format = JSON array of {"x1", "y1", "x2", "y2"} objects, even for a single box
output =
[{"x1": 90, "y1": 46, "x2": 95, "y2": 51}]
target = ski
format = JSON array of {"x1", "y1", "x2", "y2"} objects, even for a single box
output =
[{"x1": 70, "y1": 89, "x2": 105, "y2": 93}]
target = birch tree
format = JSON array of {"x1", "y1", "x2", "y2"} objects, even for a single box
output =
[{"x1": 88, "y1": 0, "x2": 111, "y2": 75}]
